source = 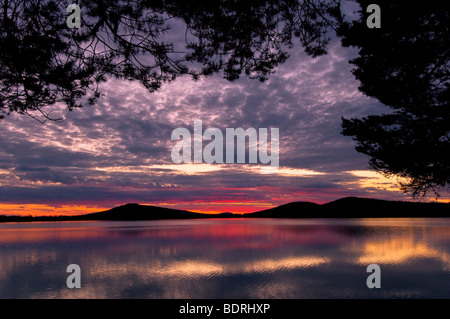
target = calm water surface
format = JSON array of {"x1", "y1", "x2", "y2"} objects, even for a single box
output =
[{"x1": 1, "y1": 218, "x2": 450, "y2": 299}]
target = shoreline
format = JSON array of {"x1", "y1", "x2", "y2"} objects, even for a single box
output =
[{"x1": 1, "y1": 197, "x2": 449, "y2": 223}]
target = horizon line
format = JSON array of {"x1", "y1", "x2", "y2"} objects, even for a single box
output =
[{"x1": 1, "y1": 196, "x2": 449, "y2": 219}]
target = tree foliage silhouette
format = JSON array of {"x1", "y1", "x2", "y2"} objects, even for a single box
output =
[
  {"x1": 339, "y1": 0, "x2": 450, "y2": 198},
  {"x1": 0, "y1": 0, "x2": 341, "y2": 121}
]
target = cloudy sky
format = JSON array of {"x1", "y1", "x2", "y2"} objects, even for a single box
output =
[{"x1": 1, "y1": 8, "x2": 448, "y2": 216}]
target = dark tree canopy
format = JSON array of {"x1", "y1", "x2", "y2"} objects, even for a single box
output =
[
  {"x1": 0, "y1": 0, "x2": 341, "y2": 121},
  {"x1": 339, "y1": 0, "x2": 450, "y2": 198}
]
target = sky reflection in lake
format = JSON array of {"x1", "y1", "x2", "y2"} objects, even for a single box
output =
[{"x1": 1, "y1": 218, "x2": 450, "y2": 299}]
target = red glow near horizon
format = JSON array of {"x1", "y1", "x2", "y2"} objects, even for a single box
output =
[
  {"x1": 0, "y1": 189, "x2": 348, "y2": 217},
  {"x1": 1, "y1": 183, "x2": 444, "y2": 217},
  {"x1": 0, "y1": 201, "x2": 275, "y2": 217}
]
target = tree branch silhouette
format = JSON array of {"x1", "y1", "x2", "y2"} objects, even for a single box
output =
[{"x1": 0, "y1": 0, "x2": 341, "y2": 120}]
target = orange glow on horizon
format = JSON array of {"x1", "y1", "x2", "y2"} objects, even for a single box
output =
[
  {"x1": 0, "y1": 202, "x2": 275, "y2": 217},
  {"x1": 0, "y1": 204, "x2": 110, "y2": 217}
]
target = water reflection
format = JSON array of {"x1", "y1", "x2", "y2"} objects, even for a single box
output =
[
  {"x1": 353, "y1": 229, "x2": 450, "y2": 266},
  {"x1": 1, "y1": 219, "x2": 450, "y2": 298}
]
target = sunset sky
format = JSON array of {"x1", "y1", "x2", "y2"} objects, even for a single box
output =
[{"x1": 1, "y1": 9, "x2": 449, "y2": 216}]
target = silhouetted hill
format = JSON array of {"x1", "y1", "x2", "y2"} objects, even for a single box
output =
[
  {"x1": 322, "y1": 197, "x2": 450, "y2": 217},
  {"x1": 0, "y1": 204, "x2": 215, "y2": 222},
  {"x1": 78, "y1": 203, "x2": 209, "y2": 221},
  {"x1": 245, "y1": 197, "x2": 450, "y2": 218},
  {"x1": 245, "y1": 202, "x2": 321, "y2": 218}
]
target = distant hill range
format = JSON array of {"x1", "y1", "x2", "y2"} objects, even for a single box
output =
[
  {"x1": 1, "y1": 197, "x2": 449, "y2": 222},
  {"x1": 244, "y1": 197, "x2": 450, "y2": 218}
]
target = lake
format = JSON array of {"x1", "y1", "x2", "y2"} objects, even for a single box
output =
[{"x1": 1, "y1": 218, "x2": 450, "y2": 299}]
